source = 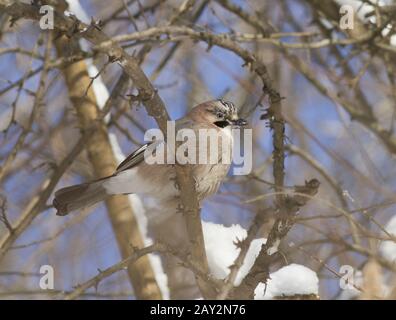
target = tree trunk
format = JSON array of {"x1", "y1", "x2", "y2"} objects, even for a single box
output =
[{"x1": 55, "y1": 36, "x2": 162, "y2": 300}]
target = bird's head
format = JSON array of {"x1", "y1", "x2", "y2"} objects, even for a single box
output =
[{"x1": 189, "y1": 100, "x2": 247, "y2": 128}]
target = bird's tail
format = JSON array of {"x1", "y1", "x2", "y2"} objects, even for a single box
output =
[{"x1": 53, "y1": 180, "x2": 108, "y2": 216}]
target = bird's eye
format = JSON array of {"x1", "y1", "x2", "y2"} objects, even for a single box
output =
[{"x1": 216, "y1": 112, "x2": 224, "y2": 118}]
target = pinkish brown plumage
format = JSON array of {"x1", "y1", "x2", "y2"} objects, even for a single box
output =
[{"x1": 53, "y1": 100, "x2": 246, "y2": 216}]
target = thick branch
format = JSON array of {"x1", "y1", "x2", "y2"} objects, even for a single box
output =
[{"x1": 230, "y1": 179, "x2": 320, "y2": 299}]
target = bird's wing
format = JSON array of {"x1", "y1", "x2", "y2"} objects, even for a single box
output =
[
  {"x1": 115, "y1": 141, "x2": 161, "y2": 173},
  {"x1": 175, "y1": 118, "x2": 195, "y2": 131}
]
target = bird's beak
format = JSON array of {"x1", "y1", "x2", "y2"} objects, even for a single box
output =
[
  {"x1": 228, "y1": 114, "x2": 247, "y2": 126},
  {"x1": 231, "y1": 118, "x2": 247, "y2": 126}
]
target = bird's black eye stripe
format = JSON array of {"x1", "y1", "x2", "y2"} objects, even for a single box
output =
[{"x1": 214, "y1": 120, "x2": 229, "y2": 128}]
